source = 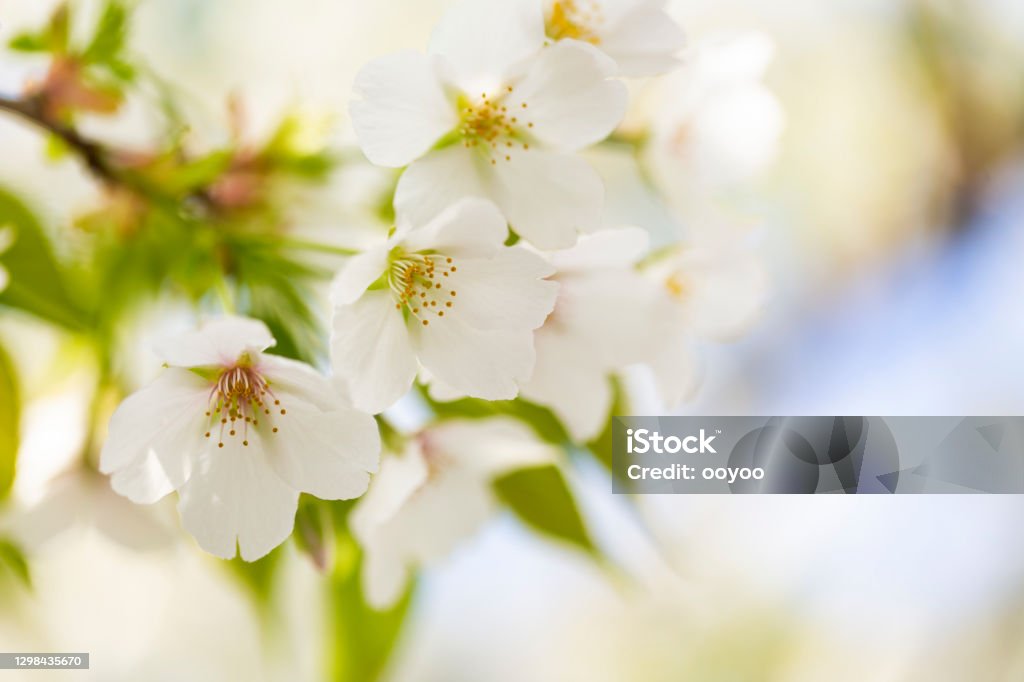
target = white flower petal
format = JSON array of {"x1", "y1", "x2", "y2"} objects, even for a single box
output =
[
  {"x1": 402, "y1": 198, "x2": 508, "y2": 259},
  {"x1": 109, "y1": 448, "x2": 177, "y2": 505},
  {"x1": 444, "y1": 247, "x2": 557, "y2": 332},
  {"x1": 521, "y1": 329, "x2": 612, "y2": 441},
  {"x1": 490, "y1": 148, "x2": 605, "y2": 248},
  {"x1": 155, "y1": 316, "x2": 275, "y2": 368},
  {"x1": 331, "y1": 291, "x2": 419, "y2": 414},
  {"x1": 362, "y1": 544, "x2": 411, "y2": 609},
  {"x1": 424, "y1": 418, "x2": 559, "y2": 475},
  {"x1": 414, "y1": 314, "x2": 536, "y2": 401},
  {"x1": 429, "y1": 0, "x2": 544, "y2": 90},
  {"x1": 329, "y1": 243, "x2": 389, "y2": 306},
  {"x1": 177, "y1": 435, "x2": 299, "y2": 561},
  {"x1": 262, "y1": 402, "x2": 379, "y2": 500},
  {"x1": 506, "y1": 40, "x2": 626, "y2": 151},
  {"x1": 599, "y1": 3, "x2": 685, "y2": 77},
  {"x1": 548, "y1": 226, "x2": 649, "y2": 271},
  {"x1": 648, "y1": 322, "x2": 702, "y2": 408},
  {"x1": 99, "y1": 368, "x2": 210, "y2": 500},
  {"x1": 258, "y1": 354, "x2": 341, "y2": 412},
  {"x1": 679, "y1": 248, "x2": 768, "y2": 341},
  {"x1": 394, "y1": 146, "x2": 488, "y2": 231},
  {"x1": 351, "y1": 50, "x2": 457, "y2": 167}
]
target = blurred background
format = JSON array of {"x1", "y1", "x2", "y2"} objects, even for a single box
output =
[{"x1": 2, "y1": 0, "x2": 1024, "y2": 679}]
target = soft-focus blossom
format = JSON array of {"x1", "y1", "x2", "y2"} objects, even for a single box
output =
[
  {"x1": 349, "y1": 418, "x2": 558, "y2": 608},
  {"x1": 642, "y1": 231, "x2": 768, "y2": 407},
  {"x1": 350, "y1": 0, "x2": 627, "y2": 248},
  {"x1": 330, "y1": 198, "x2": 558, "y2": 414},
  {"x1": 542, "y1": 0, "x2": 685, "y2": 77},
  {"x1": 100, "y1": 316, "x2": 380, "y2": 561},
  {"x1": 520, "y1": 227, "x2": 667, "y2": 441},
  {"x1": 645, "y1": 33, "x2": 784, "y2": 198},
  {"x1": 0, "y1": 224, "x2": 13, "y2": 293}
]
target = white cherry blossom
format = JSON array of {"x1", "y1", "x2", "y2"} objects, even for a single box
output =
[
  {"x1": 330, "y1": 198, "x2": 558, "y2": 414},
  {"x1": 100, "y1": 316, "x2": 380, "y2": 561},
  {"x1": 543, "y1": 0, "x2": 685, "y2": 77},
  {"x1": 520, "y1": 227, "x2": 668, "y2": 441},
  {"x1": 645, "y1": 32, "x2": 784, "y2": 198},
  {"x1": 643, "y1": 231, "x2": 768, "y2": 407},
  {"x1": 350, "y1": 0, "x2": 627, "y2": 249},
  {"x1": 349, "y1": 418, "x2": 558, "y2": 608}
]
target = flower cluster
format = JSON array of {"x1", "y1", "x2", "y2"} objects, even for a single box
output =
[{"x1": 93, "y1": 0, "x2": 771, "y2": 577}]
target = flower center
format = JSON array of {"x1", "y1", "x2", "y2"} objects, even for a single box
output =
[
  {"x1": 546, "y1": 0, "x2": 603, "y2": 44},
  {"x1": 204, "y1": 358, "x2": 286, "y2": 448},
  {"x1": 665, "y1": 272, "x2": 690, "y2": 299},
  {"x1": 458, "y1": 88, "x2": 534, "y2": 165},
  {"x1": 388, "y1": 253, "x2": 459, "y2": 327}
]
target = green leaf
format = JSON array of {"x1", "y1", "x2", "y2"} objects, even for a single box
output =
[
  {"x1": 423, "y1": 392, "x2": 571, "y2": 446},
  {"x1": 82, "y1": 2, "x2": 130, "y2": 66},
  {"x1": 0, "y1": 538, "x2": 31, "y2": 589},
  {"x1": 225, "y1": 543, "x2": 285, "y2": 612},
  {"x1": 0, "y1": 188, "x2": 86, "y2": 330},
  {"x1": 327, "y1": 523, "x2": 414, "y2": 682},
  {"x1": 493, "y1": 464, "x2": 596, "y2": 555},
  {"x1": 0, "y1": 343, "x2": 19, "y2": 502},
  {"x1": 8, "y1": 32, "x2": 50, "y2": 53}
]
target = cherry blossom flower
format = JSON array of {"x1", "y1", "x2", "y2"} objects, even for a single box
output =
[
  {"x1": 543, "y1": 0, "x2": 685, "y2": 77},
  {"x1": 349, "y1": 418, "x2": 558, "y2": 608},
  {"x1": 330, "y1": 198, "x2": 558, "y2": 414},
  {"x1": 645, "y1": 32, "x2": 784, "y2": 199},
  {"x1": 100, "y1": 316, "x2": 380, "y2": 561},
  {"x1": 350, "y1": 0, "x2": 627, "y2": 249},
  {"x1": 520, "y1": 227, "x2": 668, "y2": 440},
  {"x1": 643, "y1": 231, "x2": 768, "y2": 407}
]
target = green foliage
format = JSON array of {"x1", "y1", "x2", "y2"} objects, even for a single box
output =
[
  {"x1": 0, "y1": 343, "x2": 19, "y2": 502},
  {"x1": 80, "y1": 1, "x2": 134, "y2": 81},
  {"x1": 425, "y1": 392, "x2": 571, "y2": 447},
  {"x1": 0, "y1": 189, "x2": 86, "y2": 330},
  {"x1": 8, "y1": 5, "x2": 69, "y2": 55},
  {"x1": 327, "y1": 526, "x2": 414, "y2": 682},
  {"x1": 0, "y1": 538, "x2": 31, "y2": 589},
  {"x1": 494, "y1": 464, "x2": 597, "y2": 556},
  {"x1": 225, "y1": 543, "x2": 285, "y2": 611}
]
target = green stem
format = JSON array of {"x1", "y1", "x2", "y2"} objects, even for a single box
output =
[
  {"x1": 278, "y1": 238, "x2": 361, "y2": 257},
  {"x1": 216, "y1": 278, "x2": 236, "y2": 314}
]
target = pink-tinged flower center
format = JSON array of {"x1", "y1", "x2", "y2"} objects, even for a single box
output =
[
  {"x1": 546, "y1": 0, "x2": 603, "y2": 45},
  {"x1": 458, "y1": 88, "x2": 534, "y2": 165},
  {"x1": 204, "y1": 360, "x2": 285, "y2": 448},
  {"x1": 389, "y1": 253, "x2": 459, "y2": 327}
]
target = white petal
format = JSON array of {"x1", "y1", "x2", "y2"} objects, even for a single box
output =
[
  {"x1": 350, "y1": 51, "x2": 457, "y2": 167},
  {"x1": 414, "y1": 314, "x2": 536, "y2": 401},
  {"x1": 521, "y1": 329, "x2": 612, "y2": 441},
  {"x1": 109, "y1": 448, "x2": 176, "y2": 505},
  {"x1": 648, "y1": 321, "x2": 702, "y2": 408},
  {"x1": 350, "y1": 451, "x2": 429, "y2": 544},
  {"x1": 402, "y1": 198, "x2": 508, "y2": 259},
  {"x1": 548, "y1": 226, "x2": 649, "y2": 271},
  {"x1": 329, "y1": 243, "x2": 389, "y2": 306},
  {"x1": 599, "y1": 3, "x2": 685, "y2": 77},
  {"x1": 262, "y1": 402, "x2": 380, "y2": 500},
  {"x1": 393, "y1": 146, "x2": 488, "y2": 231},
  {"x1": 155, "y1": 316, "x2": 275, "y2": 368},
  {"x1": 362, "y1": 544, "x2": 411, "y2": 609},
  {"x1": 506, "y1": 40, "x2": 626, "y2": 150},
  {"x1": 100, "y1": 368, "x2": 210, "y2": 501},
  {"x1": 429, "y1": 0, "x2": 544, "y2": 90},
  {"x1": 259, "y1": 354, "x2": 341, "y2": 412},
  {"x1": 331, "y1": 291, "x2": 419, "y2": 414},
  {"x1": 177, "y1": 435, "x2": 299, "y2": 561},
  {"x1": 490, "y1": 148, "x2": 605, "y2": 248},
  {"x1": 678, "y1": 248, "x2": 768, "y2": 340},
  {"x1": 443, "y1": 247, "x2": 557, "y2": 332},
  {"x1": 425, "y1": 417, "x2": 558, "y2": 475}
]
